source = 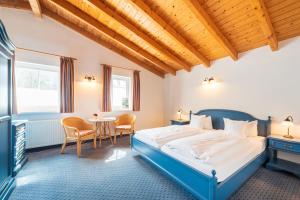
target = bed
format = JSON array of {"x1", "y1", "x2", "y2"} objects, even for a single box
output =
[
  {"x1": 131, "y1": 109, "x2": 271, "y2": 200},
  {"x1": 134, "y1": 124, "x2": 206, "y2": 148}
]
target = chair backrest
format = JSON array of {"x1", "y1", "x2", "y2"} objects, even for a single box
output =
[
  {"x1": 61, "y1": 117, "x2": 85, "y2": 130},
  {"x1": 117, "y1": 114, "x2": 136, "y2": 125}
]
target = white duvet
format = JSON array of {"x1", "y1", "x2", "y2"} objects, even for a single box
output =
[
  {"x1": 133, "y1": 125, "x2": 205, "y2": 148},
  {"x1": 161, "y1": 131, "x2": 266, "y2": 182}
]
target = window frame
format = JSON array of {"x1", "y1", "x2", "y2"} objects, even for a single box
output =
[
  {"x1": 111, "y1": 74, "x2": 132, "y2": 111},
  {"x1": 15, "y1": 61, "x2": 61, "y2": 114}
]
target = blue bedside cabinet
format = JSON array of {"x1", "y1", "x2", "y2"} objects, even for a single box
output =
[{"x1": 266, "y1": 135, "x2": 300, "y2": 177}]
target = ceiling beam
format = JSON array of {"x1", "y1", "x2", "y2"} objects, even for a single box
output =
[
  {"x1": 0, "y1": 0, "x2": 31, "y2": 10},
  {"x1": 184, "y1": 0, "x2": 238, "y2": 60},
  {"x1": 43, "y1": 10, "x2": 165, "y2": 78},
  {"x1": 87, "y1": 0, "x2": 191, "y2": 71},
  {"x1": 28, "y1": 0, "x2": 42, "y2": 17},
  {"x1": 130, "y1": 0, "x2": 210, "y2": 67},
  {"x1": 49, "y1": 0, "x2": 176, "y2": 75},
  {"x1": 251, "y1": 0, "x2": 278, "y2": 51},
  {"x1": 0, "y1": 0, "x2": 165, "y2": 77}
]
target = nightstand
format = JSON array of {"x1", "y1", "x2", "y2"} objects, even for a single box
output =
[
  {"x1": 266, "y1": 135, "x2": 300, "y2": 177},
  {"x1": 170, "y1": 119, "x2": 190, "y2": 125}
]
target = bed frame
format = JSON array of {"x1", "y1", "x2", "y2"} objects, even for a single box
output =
[{"x1": 131, "y1": 109, "x2": 271, "y2": 200}]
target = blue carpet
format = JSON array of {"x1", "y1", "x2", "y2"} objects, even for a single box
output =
[{"x1": 9, "y1": 137, "x2": 300, "y2": 200}]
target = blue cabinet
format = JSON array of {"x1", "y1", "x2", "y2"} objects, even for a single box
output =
[
  {"x1": 267, "y1": 135, "x2": 300, "y2": 177},
  {"x1": 0, "y1": 20, "x2": 15, "y2": 200}
]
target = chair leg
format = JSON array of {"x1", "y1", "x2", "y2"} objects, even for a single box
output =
[
  {"x1": 61, "y1": 138, "x2": 67, "y2": 154},
  {"x1": 129, "y1": 131, "x2": 131, "y2": 145},
  {"x1": 93, "y1": 134, "x2": 97, "y2": 149},
  {"x1": 77, "y1": 140, "x2": 81, "y2": 157}
]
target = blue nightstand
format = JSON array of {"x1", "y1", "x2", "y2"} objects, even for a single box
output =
[
  {"x1": 266, "y1": 135, "x2": 300, "y2": 177},
  {"x1": 170, "y1": 119, "x2": 190, "y2": 125}
]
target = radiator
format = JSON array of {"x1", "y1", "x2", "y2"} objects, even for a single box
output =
[{"x1": 25, "y1": 120, "x2": 65, "y2": 149}]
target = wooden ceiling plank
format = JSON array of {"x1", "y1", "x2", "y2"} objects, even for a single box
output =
[
  {"x1": 129, "y1": 0, "x2": 210, "y2": 67},
  {"x1": 0, "y1": 0, "x2": 165, "y2": 77},
  {"x1": 86, "y1": 0, "x2": 191, "y2": 71},
  {"x1": 49, "y1": 0, "x2": 176, "y2": 75},
  {"x1": 28, "y1": 0, "x2": 42, "y2": 17},
  {"x1": 251, "y1": 0, "x2": 278, "y2": 51},
  {"x1": 183, "y1": 0, "x2": 238, "y2": 60},
  {"x1": 43, "y1": 10, "x2": 165, "y2": 78}
]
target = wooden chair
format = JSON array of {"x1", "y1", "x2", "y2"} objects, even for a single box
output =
[
  {"x1": 114, "y1": 114, "x2": 136, "y2": 144},
  {"x1": 61, "y1": 117, "x2": 97, "y2": 157}
]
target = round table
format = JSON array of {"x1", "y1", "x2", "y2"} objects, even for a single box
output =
[{"x1": 89, "y1": 117, "x2": 116, "y2": 145}]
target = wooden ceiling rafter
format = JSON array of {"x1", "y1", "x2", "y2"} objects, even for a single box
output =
[
  {"x1": 183, "y1": 0, "x2": 238, "y2": 61},
  {"x1": 28, "y1": 0, "x2": 42, "y2": 17},
  {"x1": 43, "y1": 10, "x2": 166, "y2": 78},
  {"x1": 0, "y1": 0, "x2": 165, "y2": 78},
  {"x1": 85, "y1": 0, "x2": 191, "y2": 71},
  {"x1": 48, "y1": 0, "x2": 176, "y2": 75},
  {"x1": 128, "y1": 0, "x2": 210, "y2": 67},
  {"x1": 1, "y1": 0, "x2": 299, "y2": 76},
  {"x1": 0, "y1": 0, "x2": 31, "y2": 10},
  {"x1": 251, "y1": 0, "x2": 278, "y2": 51}
]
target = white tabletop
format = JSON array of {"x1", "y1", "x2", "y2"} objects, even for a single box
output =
[{"x1": 89, "y1": 117, "x2": 116, "y2": 122}]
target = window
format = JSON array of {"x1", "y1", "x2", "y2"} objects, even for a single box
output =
[
  {"x1": 15, "y1": 61, "x2": 60, "y2": 113},
  {"x1": 111, "y1": 75, "x2": 132, "y2": 111}
]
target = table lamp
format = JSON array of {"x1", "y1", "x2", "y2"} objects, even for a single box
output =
[
  {"x1": 177, "y1": 109, "x2": 183, "y2": 121},
  {"x1": 282, "y1": 115, "x2": 294, "y2": 139}
]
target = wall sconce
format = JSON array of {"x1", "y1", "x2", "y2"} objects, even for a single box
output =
[
  {"x1": 84, "y1": 75, "x2": 96, "y2": 82},
  {"x1": 203, "y1": 77, "x2": 216, "y2": 85},
  {"x1": 282, "y1": 115, "x2": 294, "y2": 139}
]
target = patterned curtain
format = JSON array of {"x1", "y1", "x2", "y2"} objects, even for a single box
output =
[
  {"x1": 60, "y1": 57, "x2": 74, "y2": 113},
  {"x1": 133, "y1": 70, "x2": 140, "y2": 111},
  {"x1": 102, "y1": 64, "x2": 112, "y2": 112}
]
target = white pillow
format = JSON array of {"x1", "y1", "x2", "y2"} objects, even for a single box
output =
[
  {"x1": 203, "y1": 116, "x2": 213, "y2": 130},
  {"x1": 245, "y1": 120, "x2": 258, "y2": 137},
  {"x1": 224, "y1": 118, "x2": 248, "y2": 138},
  {"x1": 190, "y1": 115, "x2": 206, "y2": 129}
]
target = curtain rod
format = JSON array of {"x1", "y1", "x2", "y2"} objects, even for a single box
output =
[
  {"x1": 16, "y1": 47, "x2": 77, "y2": 60},
  {"x1": 106, "y1": 64, "x2": 140, "y2": 72}
]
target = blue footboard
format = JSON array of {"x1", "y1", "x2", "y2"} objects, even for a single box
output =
[
  {"x1": 131, "y1": 137, "x2": 217, "y2": 200},
  {"x1": 131, "y1": 136, "x2": 267, "y2": 200}
]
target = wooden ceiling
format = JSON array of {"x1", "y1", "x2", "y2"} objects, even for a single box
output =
[{"x1": 1, "y1": 0, "x2": 299, "y2": 78}]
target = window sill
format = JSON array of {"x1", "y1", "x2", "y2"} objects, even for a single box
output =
[
  {"x1": 16, "y1": 112, "x2": 60, "y2": 115},
  {"x1": 112, "y1": 109, "x2": 133, "y2": 112},
  {"x1": 13, "y1": 112, "x2": 62, "y2": 121}
]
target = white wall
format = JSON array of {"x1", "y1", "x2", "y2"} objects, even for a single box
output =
[
  {"x1": 0, "y1": 8, "x2": 165, "y2": 130},
  {"x1": 164, "y1": 37, "x2": 300, "y2": 162}
]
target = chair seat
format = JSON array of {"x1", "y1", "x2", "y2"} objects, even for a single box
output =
[
  {"x1": 116, "y1": 125, "x2": 132, "y2": 129},
  {"x1": 77, "y1": 130, "x2": 95, "y2": 136}
]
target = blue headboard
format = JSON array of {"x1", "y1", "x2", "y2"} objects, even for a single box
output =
[{"x1": 190, "y1": 109, "x2": 271, "y2": 137}]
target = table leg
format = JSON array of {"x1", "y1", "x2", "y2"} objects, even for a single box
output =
[
  {"x1": 99, "y1": 122, "x2": 103, "y2": 146},
  {"x1": 107, "y1": 122, "x2": 113, "y2": 145},
  {"x1": 114, "y1": 129, "x2": 117, "y2": 145},
  {"x1": 103, "y1": 122, "x2": 107, "y2": 140}
]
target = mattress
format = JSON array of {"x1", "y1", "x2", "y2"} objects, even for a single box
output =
[
  {"x1": 133, "y1": 125, "x2": 206, "y2": 148},
  {"x1": 161, "y1": 133, "x2": 266, "y2": 182}
]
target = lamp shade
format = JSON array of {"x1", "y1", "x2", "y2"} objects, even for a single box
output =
[{"x1": 282, "y1": 115, "x2": 293, "y2": 126}]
